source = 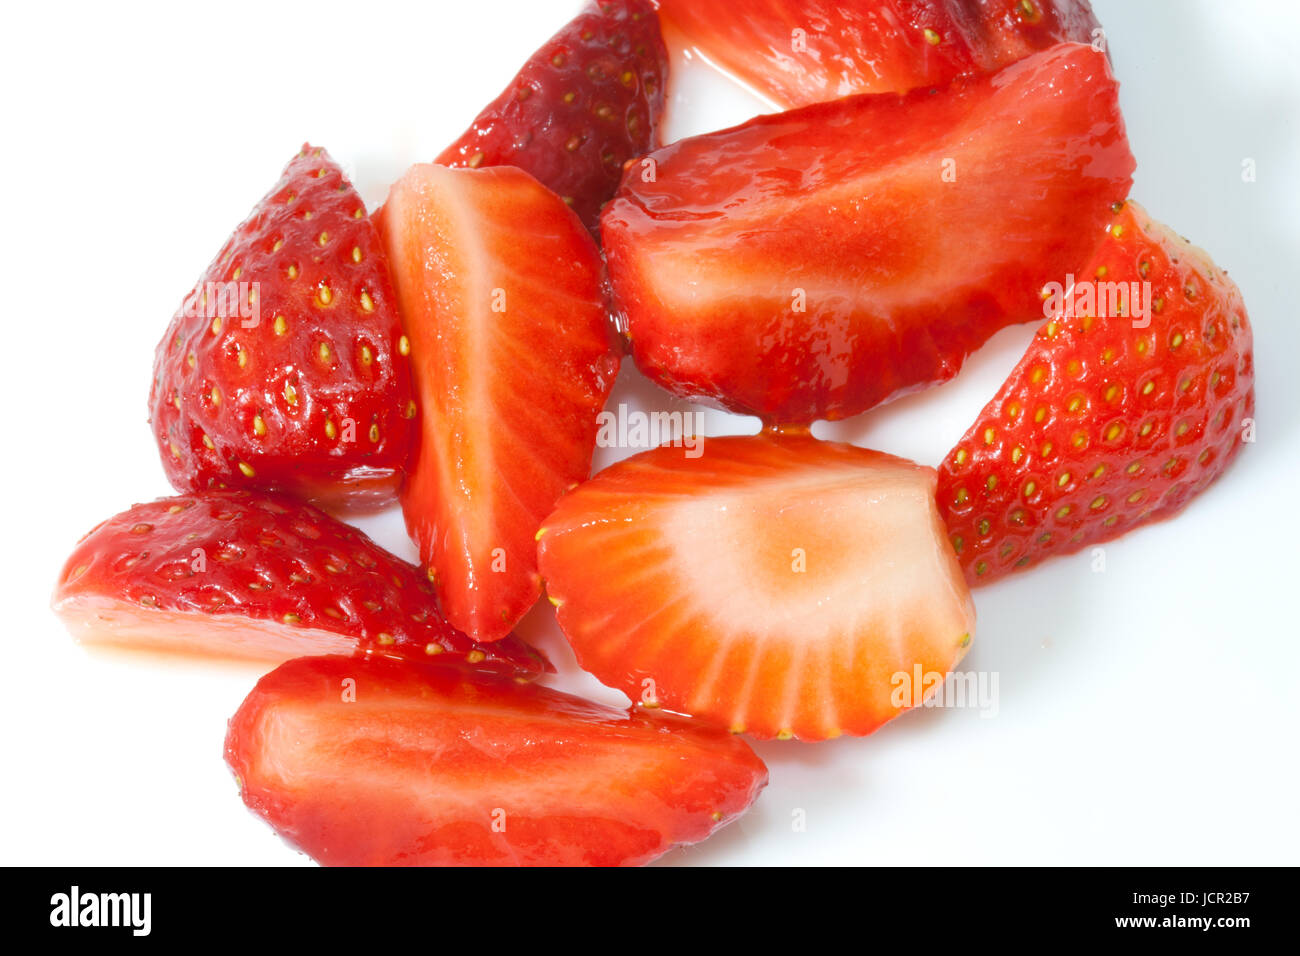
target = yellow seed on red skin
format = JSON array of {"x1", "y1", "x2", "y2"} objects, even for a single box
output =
[
  {"x1": 398, "y1": 335, "x2": 410, "y2": 356},
  {"x1": 359, "y1": 291, "x2": 374, "y2": 312},
  {"x1": 287, "y1": 264, "x2": 298, "y2": 279},
  {"x1": 466, "y1": 650, "x2": 486, "y2": 664},
  {"x1": 253, "y1": 415, "x2": 267, "y2": 437},
  {"x1": 274, "y1": 315, "x2": 287, "y2": 335},
  {"x1": 317, "y1": 285, "x2": 333, "y2": 307},
  {"x1": 202, "y1": 434, "x2": 214, "y2": 449},
  {"x1": 351, "y1": 246, "x2": 362, "y2": 263},
  {"x1": 238, "y1": 461, "x2": 255, "y2": 477},
  {"x1": 425, "y1": 643, "x2": 444, "y2": 656}
]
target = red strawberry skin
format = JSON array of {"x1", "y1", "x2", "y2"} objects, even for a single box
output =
[
  {"x1": 225, "y1": 654, "x2": 767, "y2": 866},
  {"x1": 436, "y1": 0, "x2": 668, "y2": 233},
  {"x1": 150, "y1": 145, "x2": 414, "y2": 511},
  {"x1": 937, "y1": 201, "x2": 1255, "y2": 583},
  {"x1": 537, "y1": 435, "x2": 976, "y2": 741},
  {"x1": 52, "y1": 491, "x2": 548, "y2": 678},
  {"x1": 376, "y1": 164, "x2": 619, "y2": 643},
  {"x1": 602, "y1": 43, "x2": 1135, "y2": 424},
  {"x1": 657, "y1": 0, "x2": 1101, "y2": 108}
]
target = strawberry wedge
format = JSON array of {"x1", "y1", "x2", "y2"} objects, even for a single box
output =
[
  {"x1": 938, "y1": 201, "x2": 1255, "y2": 583},
  {"x1": 150, "y1": 145, "x2": 415, "y2": 510},
  {"x1": 536, "y1": 435, "x2": 976, "y2": 740},
  {"x1": 226, "y1": 655, "x2": 768, "y2": 866},
  {"x1": 436, "y1": 0, "x2": 668, "y2": 233},
  {"x1": 375, "y1": 164, "x2": 619, "y2": 643},
  {"x1": 602, "y1": 42, "x2": 1135, "y2": 424},
  {"x1": 656, "y1": 0, "x2": 1102, "y2": 108},
  {"x1": 52, "y1": 491, "x2": 548, "y2": 678}
]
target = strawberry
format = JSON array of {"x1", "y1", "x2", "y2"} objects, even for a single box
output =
[
  {"x1": 536, "y1": 435, "x2": 976, "y2": 741},
  {"x1": 150, "y1": 144, "x2": 414, "y2": 511},
  {"x1": 225, "y1": 654, "x2": 767, "y2": 866},
  {"x1": 937, "y1": 201, "x2": 1255, "y2": 583},
  {"x1": 656, "y1": 0, "x2": 1102, "y2": 109},
  {"x1": 435, "y1": 0, "x2": 668, "y2": 233},
  {"x1": 375, "y1": 164, "x2": 619, "y2": 643},
  {"x1": 51, "y1": 491, "x2": 548, "y2": 678},
  {"x1": 601, "y1": 43, "x2": 1135, "y2": 424}
]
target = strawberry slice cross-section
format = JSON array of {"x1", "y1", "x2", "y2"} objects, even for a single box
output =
[
  {"x1": 225, "y1": 654, "x2": 768, "y2": 866},
  {"x1": 656, "y1": 0, "x2": 1103, "y2": 109},
  {"x1": 376, "y1": 163, "x2": 619, "y2": 643},
  {"x1": 536, "y1": 434, "x2": 977, "y2": 741},
  {"x1": 601, "y1": 42, "x2": 1135, "y2": 424}
]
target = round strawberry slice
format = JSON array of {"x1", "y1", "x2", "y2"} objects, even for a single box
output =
[
  {"x1": 937, "y1": 200, "x2": 1255, "y2": 583},
  {"x1": 226, "y1": 654, "x2": 768, "y2": 866},
  {"x1": 536, "y1": 434, "x2": 976, "y2": 741},
  {"x1": 150, "y1": 144, "x2": 414, "y2": 511},
  {"x1": 52, "y1": 491, "x2": 548, "y2": 679}
]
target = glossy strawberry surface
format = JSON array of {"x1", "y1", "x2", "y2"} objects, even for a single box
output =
[
  {"x1": 52, "y1": 490, "x2": 548, "y2": 677},
  {"x1": 938, "y1": 201, "x2": 1255, "y2": 583},
  {"x1": 376, "y1": 164, "x2": 619, "y2": 642},
  {"x1": 437, "y1": 0, "x2": 668, "y2": 233},
  {"x1": 150, "y1": 145, "x2": 414, "y2": 510},
  {"x1": 226, "y1": 654, "x2": 768, "y2": 865},
  {"x1": 602, "y1": 43, "x2": 1135, "y2": 424},
  {"x1": 538, "y1": 435, "x2": 976, "y2": 740}
]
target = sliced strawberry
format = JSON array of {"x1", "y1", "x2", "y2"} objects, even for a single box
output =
[
  {"x1": 536, "y1": 435, "x2": 976, "y2": 741},
  {"x1": 436, "y1": 0, "x2": 668, "y2": 233},
  {"x1": 225, "y1": 654, "x2": 767, "y2": 866},
  {"x1": 375, "y1": 164, "x2": 619, "y2": 643},
  {"x1": 602, "y1": 43, "x2": 1135, "y2": 424},
  {"x1": 937, "y1": 201, "x2": 1255, "y2": 583},
  {"x1": 657, "y1": 0, "x2": 1102, "y2": 108},
  {"x1": 51, "y1": 491, "x2": 548, "y2": 678},
  {"x1": 150, "y1": 144, "x2": 414, "y2": 511}
]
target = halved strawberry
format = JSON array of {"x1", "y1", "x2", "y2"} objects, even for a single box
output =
[
  {"x1": 657, "y1": 0, "x2": 1102, "y2": 108},
  {"x1": 51, "y1": 491, "x2": 548, "y2": 678},
  {"x1": 602, "y1": 43, "x2": 1135, "y2": 424},
  {"x1": 150, "y1": 144, "x2": 414, "y2": 511},
  {"x1": 536, "y1": 435, "x2": 976, "y2": 741},
  {"x1": 937, "y1": 201, "x2": 1255, "y2": 583},
  {"x1": 225, "y1": 654, "x2": 767, "y2": 866},
  {"x1": 375, "y1": 164, "x2": 619, "y2": 643},
  {"x1": 436, "y1": 0, "x2": 668, "y2": 233}
]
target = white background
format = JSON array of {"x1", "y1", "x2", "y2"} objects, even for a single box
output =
[{"x1": 2, "y1": 0, "x2": 1297, "y2": 865}]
